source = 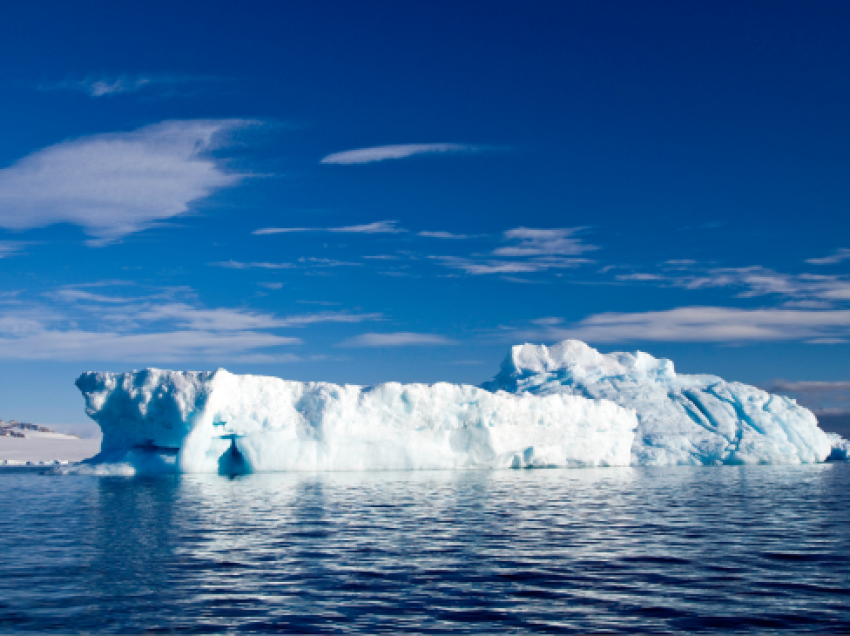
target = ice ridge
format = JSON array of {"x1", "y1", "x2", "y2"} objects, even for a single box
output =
[
  {"x1": 482, "y1": 340, "x2": 833, "y2": 466},
  {"x1": 73, "y1": 368, "x2": 636, "y2": 475},
  {"x1": 71, "y1": 340, "x2": 842, "y2": 474}
]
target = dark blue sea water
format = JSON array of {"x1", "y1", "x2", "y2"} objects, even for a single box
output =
[{"x1": 1, "y1": 464, "x2": 849, "y2": 634}]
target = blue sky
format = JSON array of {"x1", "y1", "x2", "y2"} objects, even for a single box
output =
[{"x1": 1, "y1": 0, "x2": 850, "y2": 426}]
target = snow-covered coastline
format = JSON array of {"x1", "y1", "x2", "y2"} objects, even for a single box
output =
[
  {"x1": 65, "y1": 339, "x2": 847, "y2": 475},
  {"x1": 0, "y1": 420, "x2": 103, "y2": 465}
]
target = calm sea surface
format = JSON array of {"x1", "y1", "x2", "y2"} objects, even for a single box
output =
[{"x1": 1, "y1": 464, "x2": 849, "y2": 634}]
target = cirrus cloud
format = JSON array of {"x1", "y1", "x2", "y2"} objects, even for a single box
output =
[
  {"x1": 337, "y1": 332, "x2": 458, "y2": 347},
  {"x1": 806, "y1": 248, "x2": 850, "y2": 266},
  {"x1": 0, "y1": 284, "x2": 384, "y2": 362},
  {"x1": 0, "y1": 120, "x2": 252, "y2": 245},
  {"x1": 38, "y1": 73, "x2": 216, "y2": 98},
  {"x1": 253, "y1": 220, "x2": 405, "y2": 236},
  {"x1": 507, "y1": 306, "x2": 850, "y2": 344},
  {"x1": 320, "y1": 143, "x2": 485, "y2": 165}
]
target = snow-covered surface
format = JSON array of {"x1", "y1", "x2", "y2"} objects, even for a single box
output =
[
  {"x1": 0, "y1": 431, "x2": 102, "y2": 463},
  {"x1": 483, "y1": 340, "x2": 833, "y2": 466},
  {"x1": 72, "y1": 368, "x2": 637, "y2": 475}
]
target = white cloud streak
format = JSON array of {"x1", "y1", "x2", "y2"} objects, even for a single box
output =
[
  {"x1": 494, "y1": 228, "x2": 597, "y2": 257},
  {"x1": 337, "y1": 332, "x2": 458, "y2": 347},
  {"x1": 434, "y1": 256, "x2": 590, "y2": 275},
  {"x1": 678, "y1": 268, "x2": 850, "y2": 302},
  {"x1": 613, "y1": 265, "x2": 850, "y2": 305},
  {"x1": 431, "y1": 227, "x2": 596, "y2": 277},
  {"x1": 0, "y1": 120, "x2": 250, "y2": 245},
  {"x1": 297, "y1": 257, "x2": 361, "y2": 268},
  {"x1": 212, "y1": 260, "x2": 296, "y2": 270},
  {"x1": 0, "y1": 286, "x2": 383, "y2": 362},
  {"x1": 509, "y1": 306, "x2": 850, "y2": 344},
  {"x1": 320, "y1": 144, "x2": 483, "y2": 165},
  {"x1": 0, "y1": 242, "x2": 27, "y2": 258},
  {"x1": 806, "y1": 248, "x2": 850, "y2": 265},
  {"x1": 253, "y1": 220, "x2": 405, "y2": 236},
  {"x1": 212, "y1": 258, "x2": 361, "y2": 270},
  {"x1": 38, "y1": 73, "x2": 213, "y2": 98},
  {"x1": 418, "y1": 231, "x2": 469, "y2": 239},
  {"x1": 0, "y1": 330, "x2": 298, "y2": 362},
  {"x1": 615, "y1": 273, "x2": 665, "y2": 281}
]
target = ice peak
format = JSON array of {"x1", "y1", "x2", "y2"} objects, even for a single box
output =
[{"x1": 485, "y1": 340, "x2": 676, "y2": 393}]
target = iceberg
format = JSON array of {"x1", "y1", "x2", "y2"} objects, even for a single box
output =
[
  {"x1": 73, "y1": 368, "x2": 636, "y2": 474},
  {"x1": 71, "y1": 340, "x2": 841, "y2": 474},
  {"x1": 483, "y1": 340, "x2": 833, "y2": 466}
]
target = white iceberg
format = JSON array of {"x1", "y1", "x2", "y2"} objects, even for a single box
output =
[
  {"x1": 482, "y1": 340, "x2": 833, "y2": 466},
  {"x1": 73, "y1": 368, "x2": 636, "y2": 474},
  {"x1": 70, "y1": 340, "x2": 842, "y2": 474}
]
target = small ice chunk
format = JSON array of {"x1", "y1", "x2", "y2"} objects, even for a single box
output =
[{"x1": 827, "y1": 433, "x2": 850, "y2": 461}]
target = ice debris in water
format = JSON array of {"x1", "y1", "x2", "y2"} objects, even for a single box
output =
[
  {"x1": 73, "y1": 368, "x2": 636, "y2": 475},
  {"x1": 72, "y1": 340, "x2": 845, "y2": 475},
  {"x1": 483, "y1": 340, "x2": 835, "y2": 466}
]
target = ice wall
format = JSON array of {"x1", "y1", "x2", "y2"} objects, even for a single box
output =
[
  {"x1": 75, "y1": 369, "x2": 637, "y2": 474},
  {"x1": 482, "y1": 340, "x2": 833, "y2": 466}
]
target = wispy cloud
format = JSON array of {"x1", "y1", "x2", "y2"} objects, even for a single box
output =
[
  {"x1": 677, "y1": 268, "x2": 850, "y2": 302},
  {"x1": 298, "y1": 257, "x2": 361, "y2": 268},
  {"x1": 433, "y1": 255, "x2": 589, "y2": 275},
  {"x1": 320, "y1": 144, "x2": 485, "y2": 165},
  {"x1": 211, "y1": 258, "x2": 361, "y2": 270},
  {"x1": 38, "y1": 73, "x2": 214, "y2": 98},
  {"x1": 212, "y1": 260, "x2": 296, "y2": 270},
  {"x1": 253, "y1": 220, "x2": 405, "y2": 236},
  {"x1": 276, "y1": 311, "x2": 383, "y2": 327},
  {"x1": 418, "y1": 231, "x2": 470, "y2": 239},
  {"x1": 431, "y1": 227, "x2": 596, "y2": 277},
  {"x1": 0, "y1": 285, "x2": 383, "y2": 362},
  {"x1": 505, "y1": 306, "x2": 850, "y2": 344},
  {"x1": 612, "y1": 265, "x2": 850, "y2": 304},
  {"x1": 0, "y1": 302, "x2": 300, "y2": 362},
  {"x1": 0, "y1": 241, "x2": 27, "y2": 258},
  {"x1": 130, "y1": 303, "x2": 294, "y2": 331},
  {"x1": 0, "y1": 328, "x2": 299, "y2": 363},
  {"x1": 337, "y1": 332, "x2": 457, "y2": 347},
  {"x1": 615, "y1": 273, "x2": 665, "y2": 281},
  {"x1": 807, "y1": 248, "x2": 850, "y2": 266},
  {"x1": 0, "y1": 120, "x2": 252, "y2": 245},
  {"x1": 47, "y1": 289, "x2": 161, "y2": 304},
  {"x1": 494, "y1": 228, "x2": 597, "y2": 257}
]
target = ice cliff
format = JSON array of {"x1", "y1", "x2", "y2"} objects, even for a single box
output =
[
  {"x1": 483, "y1": 340, "x2": 833, "y2": 466},
  {"x1": 74, "y1": 369, "x2": 636, "y2": 474},
  {"x1": 73, "y1": 339, "x2": 840, "y2": 475}
]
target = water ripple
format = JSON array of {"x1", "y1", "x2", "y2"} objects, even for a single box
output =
[{"x1": 1, "y1": 464, "x2": 849, "y2": 633}]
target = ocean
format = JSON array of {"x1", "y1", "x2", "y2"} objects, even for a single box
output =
[{"x1": 1, "y1": 463, "x2": 849, "y2": 633}]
